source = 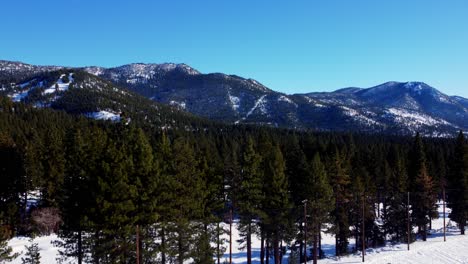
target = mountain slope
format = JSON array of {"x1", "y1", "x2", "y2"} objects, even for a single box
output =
[
  {"x1": 0, "y1": 64, "x2": 212, "y2": 129},
  {"x1": 1, "y1": 60, "x2": 467, "y2": 136}
]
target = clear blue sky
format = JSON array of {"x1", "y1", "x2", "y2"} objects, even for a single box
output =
[{"x1": 2, "y1": 0, "x2": 468, "y2": 97}]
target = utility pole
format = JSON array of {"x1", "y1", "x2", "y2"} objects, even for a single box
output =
[
  {"x1": 407, "y1": 192, "x2": 410, "y2": 251},
  {"x1": 362, "y1": 194, "x2": 365, "y2": 262},
  {"x1": 230, "y1": 208, "x2": 233, "y2": 264},
  {"x1": 443, "y1": 188, "x2": 446, "y2": 242},
  {"x1": 303, "y1": 199, "x2": 308, "y2": 263}
]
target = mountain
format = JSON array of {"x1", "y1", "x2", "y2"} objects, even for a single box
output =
[
  {"x1": 1, "y1": 60, "x2": 467, "y2": 136},
  {"x1": 0, "y1": 61, "x2": 211, "y2": 129}
]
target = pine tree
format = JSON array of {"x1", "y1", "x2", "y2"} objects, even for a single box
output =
[
  {"x1": 40, "y1": 128, "x2": 66, "y2": 207},
  {"x1": 58, "y1": 126, "x2": 105, "y2": 264},
  {"x1": 412, "y1": 163, "x2": 436, "y2": 241},
  {"x1": 383, "y1": 148, "x2": 411, "y2": 243},
  {"x1": 123, "y1": 126, "x2": 158, "y2": 263},
  {"x1": 0, "y1": 227, "x2": 18, "y2": 263},
  {"x1": 0, "y1": 133, "x2": 23, "y2": 236},
  {"x1": 409, "y1": 134, "x2": 437, "y2": 241},
  {"x1": 166, "y1": 137, "x2": 205, "y2": 263},
  {"x1": 282, "y1": 135, "x2": 309, "y2": 260},
  {"x1": 153, "y1": 132, "x2": 173, "y2": 264},
  {"x1": 447, "y1": 131, "x2": 468, "y2": 235},
  {"x1": 328, "y1": 149, "x2": 351, "y2": 256},
  {"x1": 237, "y1": 137, "x2": 263, "y2": 264},
  {"x1": 90, "y1": 135, "x2": 137, "y2": 263},
  {"x1": 262, "y1": 144, "x2": 290, "y2": 264},
  {"x1": 21, "y1": 238, "x2": 41, "y2": 264},
  {"x1": 306, "y1": 153, "x2": 334, "y2": 263}
]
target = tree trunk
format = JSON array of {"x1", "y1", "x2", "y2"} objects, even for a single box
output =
[
  {"x1": 161, "y1": 226, "x2": 166, "y2": 264},
  {"x1": 94, "y1": 231, "x2": 100, "y2": 264},
  {"x1": 299, "y1": 224, "x2": 303, "y2": 263},
  {"x1": 178, "y1": 229, "x2": 183, "y2": 264},
  {"x1": 247, "y1": 222, "x2": 252, "y2": 264},
  {"x1": 279, "y1": 240, "x2": 283, "y2": 264},
  {"x1": 273, "y1": 235, "x2": 280, "y2": 264},
  {"x1": 78, "y1": 229, "x2": 82, "y2": 264},
  {"x1": 136, "y1": 225, "x2": 140, "y2": 264},
  {"x1": 335, "y1": 236, "x2": 339, "y2": 256},
  {"x1": 266, "y1": 238, "x2": 270, "y2": 264},
  {"x1": 313, "y1": 224, "x2": 318, "y2": 264},
  {"x1": 461, "y1": 223, "x2": 465, "y2": 235},
  {"x1": 319, "y1": 231, "x2": 322, "y2": 259},
  {"x1": 260, "y1": 228, "x2": 265, "y2": 264},
  {"x1": 422, "y1": 224, "x2": 427, "y2": 241}
]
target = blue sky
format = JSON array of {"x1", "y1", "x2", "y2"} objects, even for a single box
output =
[{"x1": 2, "y1": 0, "x2": 467, "y2": 97}]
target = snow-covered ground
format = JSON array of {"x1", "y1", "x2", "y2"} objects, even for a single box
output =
[
  {"x1": 86, "y1": 110, "x2": 121, "y2": 122},
  {"x1": 7, "y1": 203, "x2": 468, "y2": 263},
  {"x1": 43, "y1": 73, "x2": 74, "y2": 94},
  {"x1": 8, "y1": 235, "x2": 62, "y2": 264},
  {"x1": 220, "y1": 202, "x2": 468, "y2": 264}
]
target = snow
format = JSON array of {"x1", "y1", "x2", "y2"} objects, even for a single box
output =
[
  {"x1": 245, "y1": 95, "x2": 268, "y2": 118},
  {"x1": 43, "y1": 73, "x2": 74, "y2": 94},
  {"x1": 385, "y1": 108, "x2": 451, "y2": 127},
  {"x1": 278, "y1": 95, "x2": 298, "y2": 107},
  {"x1": 169, "y1": 100, "x2": 187, "y2": 110},
  {"x1": 317, "y1": 203, "x2": 468, "y2": 264},
  {"x1": 228, "y1": 93, "x2": 241, "y2": 111},
  {"x1": 5, "y1": 203, "x2": 468, "y2": 264},
  {"x1": 86, "y1": 110, "x2": 121, "y2": 122},
  {"x1": 340, "y1": 106, "x2": 380, "y2": 126},
  {"x1": 19, "y1": 80, "x2": 33, "y2": 88},
  {"x1": 8, "y1": 235, "x2": 62, "y2": 264},
  {"x1": 9, "y1": 90, "x2": 30, "y2": 102}
]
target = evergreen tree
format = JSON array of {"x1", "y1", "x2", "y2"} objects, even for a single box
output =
[
  {"x1": 0, "y1": 133, "x2": 23, "y2": 236},
  {"x1": 262, "y1": 144, "x2": 290, "y2": 264},
  {"x1": 236, "y1": 137, "x2": 263, "y2": 264},
  {"x1": 447, "y1": 131, "x2": 468, "y2": 235},
  {"x1": 90, "y1": 136, "x2": 137, "y2": 263},
  {"x1": 123, "y1": 126, "x2": 158, "y2": 263},
  {"x1": 412, "y1": 163, "x2": 436, "y2": 241},
  {"x1": 167, "y1": 137, "x2": 205, "y2": 263},
  {"x1": 409, "y1": 134, "x2": 437, "y2": 241},
  {"x1": 306, "y1": 153, "x2": 334, "y2": 263},
  {"x1": 21, "y1": 238, "x2": 41, "y2": 264},
  {"x1": 328, "y1": 149, "x2": 351, "y2": 256},
  {"x1": 383, "y1": 148, "x2": 412, "y2": 243},
  {"x1": 0, "y1": 225, "x2": 18, "y2": 262},
  {"x1": 40, "y1": 128, "x2": 66, "y2": 207}
]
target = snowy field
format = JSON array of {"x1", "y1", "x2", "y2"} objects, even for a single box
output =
[{"x1": 7, "y1": 203, "x2": 468, "y2": 263}]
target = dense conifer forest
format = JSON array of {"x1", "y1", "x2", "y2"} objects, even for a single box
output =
[{"x1": 0, "y1": 96, "x2": 467, "y2": 264}]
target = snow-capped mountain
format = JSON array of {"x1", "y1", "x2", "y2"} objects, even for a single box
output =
[{"x1": 1, "y1": 60, "x2": 467, "y2": 136}]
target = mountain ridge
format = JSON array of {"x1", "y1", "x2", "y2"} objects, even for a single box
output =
[{"x1": 1, "y1": 60, "x2": 466, "y2": 137}]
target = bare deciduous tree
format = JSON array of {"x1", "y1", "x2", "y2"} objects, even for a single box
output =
[{"x1": 31, "y1": 208, "x2": 61, "y2": 235}]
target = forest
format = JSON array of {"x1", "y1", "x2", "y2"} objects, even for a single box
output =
[{"x1": 0, "y1": 96, "x2": 467, "y2": 264}]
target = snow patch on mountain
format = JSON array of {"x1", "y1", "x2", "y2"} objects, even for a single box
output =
[
  {"x1": 245, "y1": 95, "x2": 268, "y2": 118},
  {"x1": 169, "y1": 100, "x2": 186, "y2": 110},
  {"x1": 278, "y1": 95, "x2": 298, "y2": 107},
  {"x1": 43, "y1": 73, "x2": 74, "y2": 94},
  {"x1": 385, "y1": 108, "x2": 451, "y2": 127},
  {"x1": 8, "y1": 80, "x2": 44, "y2": 102},
  {"x1": 228, "y1": 93, "x2": 240, "y2": 111},
  {"x1": 86, "y1": 110, "x2": 121, "y2": 122},
  {"x1": 9, "y1": 90, "x2": 30, "y2": 102},
  {"x1": 340, "y1": 106, "x2": 380, "y2": 126}
]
